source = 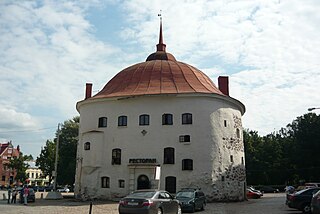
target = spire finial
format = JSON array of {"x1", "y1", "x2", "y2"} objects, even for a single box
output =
[{"x1": 156, "y1": 11, "x2": 166, "y2": 52}]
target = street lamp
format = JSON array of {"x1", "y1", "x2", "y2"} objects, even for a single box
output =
[{"x1": 308, "y1": 107, "x2": 320, "y2": 111}]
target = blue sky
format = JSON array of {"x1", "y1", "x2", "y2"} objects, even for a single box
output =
[{"x1": 1, "y1": 0, "x2": 320, "y2": 158}]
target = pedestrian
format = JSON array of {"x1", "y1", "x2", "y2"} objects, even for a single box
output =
[
  {"x1": 7, "y1": 186, "x2": 11, "y2": 204},
  {"x1": 11, "y1": 188, "x2": 17, "y2": 204},
  {"x1": 23, "y1": 185, "x2": 29, "y2": 205}
]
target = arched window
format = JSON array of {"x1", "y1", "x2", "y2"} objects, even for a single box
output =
[
  {"x1": 182, "y1": 159, "x2": 193, "y2": 170},
  {"x1": 164, "y1": 147, "x2": 175, "y2": 164},
  {"x1": 236, "y1": 128, "x2": 241, "y2": 138},
  {"x1": 101, "y1": 176, "x2": 110, "y2": 188},
  {"x1": 112, "y1": 148, "x2": 121, "y2": 165},
  {"x1": 98, "y1": 117, "x2": 107, "y2": 127},
  {"x1": 162, "y1": 113, "x2": 173, "y2": 125},
  {"x1": 182, "y1": 113, "x2": 192, "y2": 124},
  {"x1": 139, "y1": 114, "x2": 150, "y2": 126},
  {"x1": 165, "y1": 176, "x2": 176, "y2": 193},
  {"x1": 84, "y1": 142, "x2": 90, "y2": 150},
  {"x1": 118, "y1": 116, "x2": 127, "y2": 126}
]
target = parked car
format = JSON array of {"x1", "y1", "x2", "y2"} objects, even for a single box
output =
[
  {"x1": 311, "y1": 190, "x2": 320, "y2": 214},
  {"x1": 248, "y1": 186, "x2": 263, "y2": 197},
  {"x1": 57, "y1": 186, "x2": 70, "y2": 193},
  {"x1": 175, "y1": 188, "x2": 206, "y2": 212},
  {"x1": 17, "y1": 187, "x2": 36, "y2": 203},
  {"x1": 258, "y1": 186, "x2": 279, "y2": 193},
  {"x1": 247, "y1": 188, "x2": 262, "y2": 199},
  {"x1": 118, "y1": 190, "x2": 181, "y2": 214},
  {"x1": 286, "y1": 187, "x2": 320, "y2": 213}
]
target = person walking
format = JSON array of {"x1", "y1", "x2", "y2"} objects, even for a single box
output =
[
  {"x1": 7, "y1": 186, "x2": 12, "y2": 204},
  {"x1": 11, "y1": 188, "x2": 17, "y2": 204},
  {"x1": 23, "y1": 186, "x2": 29, "y2": 205}
]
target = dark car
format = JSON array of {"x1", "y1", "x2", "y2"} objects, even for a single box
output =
[
  {"x1": 17, "y1": 187, "x2": 36, "y2": 203},
  {"x1": 286, "y1": 187, "x2": 320, "y2": 213},
  {"x1": 258, "y1": 186, "x2": 279, "y2": 193},
  {"x1": 119, "y1": 190, "x2": 181, "y2": 214},
  {"x1": 175, "y1": 188, "x2": 206, "y2": 212},
  {"x1": 311, "y1": 190, "x2": 320, "y2": 214}
]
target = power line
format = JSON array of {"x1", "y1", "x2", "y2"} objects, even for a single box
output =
[{"x1": 0, "y1": 126, "x2": 56, "y2": 134}]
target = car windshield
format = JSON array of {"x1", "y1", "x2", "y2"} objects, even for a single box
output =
[
  {"x1": 176, "y1": 191, "x2": 194, "y2": 198},
  {"x1": 128, "y1": 191, "x2": 156, "y2": 198}
]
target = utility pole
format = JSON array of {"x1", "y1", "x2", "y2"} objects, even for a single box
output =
[
  {"x1": 46, "y1": 123, "x2": 63, "y2": 199},
  {"x1": 53, "y1": 123, "x2": 61, "y2": 191}
]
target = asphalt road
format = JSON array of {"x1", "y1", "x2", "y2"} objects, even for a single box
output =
[{"x1": 0, "y1": 191, "x2": 301, "y2": 214}]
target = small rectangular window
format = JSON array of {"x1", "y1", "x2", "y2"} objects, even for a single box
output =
[
  {"x1": 241, "y1": 157, "x2": 244, "y2": 165},
  {"x1": 182, "y1": 159, "x2": 193, "y2": 170},
  {"x1": 230, "y1": 155, "x2": 233, "y2": 163},
  {"x1": 179, "y1": 135, "x2": 190, "y2": 142},
  {"x1": 1, "y1": 176, "x2": 5, "y2": 181},
  {"x1": 224, "y1": 120, "x2": 227, "y2": 127},
  {"x1": 182, "y1": 113, "x2": 192, "y2": 124},
  {"x1": 139, "y1": 114, "x2": 150, "y2": 126},
  {"x1": 162, "y1": 114, "x2": 173, "y2": 125},
  {"x1": 101, "y1": 177, "x2": 110, "y2": 188},
  {"x1": 118, "y1": 116, "x2": 127, "y2": 126},
  {"x1": 98, "y1": 117, "x2": 107, "y2": 127},
  {"x1": 119, "y1": 179, "x2": 125, "y2": 188}
]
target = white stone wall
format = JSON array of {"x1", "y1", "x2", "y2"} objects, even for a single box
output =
[{"x1": 75, "y1": 93, "x2": 245, "y2": 201}]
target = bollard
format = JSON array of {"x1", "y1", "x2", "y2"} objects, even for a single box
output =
[
  {"x1": 89, "y1": 201, "x2": 93, "y2": 214},
  {"x1": 41, "y1": 193, "x2": 43, "y2": 199}
]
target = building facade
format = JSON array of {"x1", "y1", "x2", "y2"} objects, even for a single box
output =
[
  {"x1": 0, "y1": 141, "x2": 20, "y2": 187},
  {"x1": 25, "y1": 161, "x2": 49, "y2": 186},
  {"x1": 75, "y1": 22, "x2": 246, "y2": 202}
]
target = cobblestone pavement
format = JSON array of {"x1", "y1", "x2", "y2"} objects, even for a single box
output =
[{"x1": 0, "y1": 191, "x2": 299, "y2": 214}]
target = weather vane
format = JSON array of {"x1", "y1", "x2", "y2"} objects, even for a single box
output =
[{"x1": 158, "y1": 10, "x2": 162, "y2": 21}]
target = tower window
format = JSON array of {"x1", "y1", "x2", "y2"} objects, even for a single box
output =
[
  {"x1": 236, "y1": 128, "x2": 241, "y2": 138},
  {"x1": 112, "y1": 148, "x2": 121, "y2": 165},
  {"x1": 179, "y1": 135, "x2": 191, "y2": 142},
  {"x1": 162, "y1": 114, "x2": 173, "y2": 125},
  {"x1": 224, "y1": 120, "x2": 227, "y2": 127},
  {"x1": 182, "y1": 159, "x2": 193, "y2": 170},
  {"x1": 182, "y1": 113, "x2": 192, "y2": 124},
  {"x1": 230, "y1": 155, "x2": 234, "y2": 163},
  {"x1": 98, "y1": 117, "x2": 107, "y2": 127},
  {"x1": 164, "y1": 147, "x2": 175, "y2": 164},
  {"x1": 101, "y1": 177, "x2": 110, "y2": 188},
  {"x1": 118, "y1": 116, "x2": 127, "y2": 126},
  {"x1": 139, "y1": 114, "x2": 150, "y2": 126},
  {"x1": 84, "y1": 142, "x2": 90, "y2": 150},
  {"x1": 119, "y1": 180, "x2": 125, "y2": 188}
]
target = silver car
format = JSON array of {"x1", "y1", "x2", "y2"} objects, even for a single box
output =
[
  {"x1": 118, "y1": 190, "x2": 182, "y2": 214},
  {"x1": 311, "y1": 190, "x2": 320, "y2": 214}
]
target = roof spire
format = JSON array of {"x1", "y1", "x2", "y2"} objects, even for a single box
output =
[{"x1": 156, "y1": 11, "x2": 166, "y2": 52}]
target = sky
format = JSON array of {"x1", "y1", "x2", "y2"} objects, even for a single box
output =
[{"x1": 1, "y1": 0, "x2": 320, "y2": 159}]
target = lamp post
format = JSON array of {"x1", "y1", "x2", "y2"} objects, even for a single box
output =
[{"x1": 308, "y1": 107, "x2": 320, "y2": 111}]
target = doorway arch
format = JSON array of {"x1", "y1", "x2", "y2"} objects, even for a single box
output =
[{"x1": 137, "y1": 174, "x2": 150, "y2": 190}]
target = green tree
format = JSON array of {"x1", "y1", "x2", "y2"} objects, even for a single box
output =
[
  {"x1": 6, "y1": 152, "x2": 30, "y2": 184},
  {"x1": 36, "y1": 140, "x2": 56, "y2": 184},
  {"x1": 56, "y1": 116, "x2": 79, "y2": 186}
]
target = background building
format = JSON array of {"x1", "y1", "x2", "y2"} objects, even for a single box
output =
[
  {"x1": 75, "y1": 22, "x2": 246, "y2": 201},
  {"x1": 0, "y1": 141, "x2": 20, "y2": 187},
  {"x1": 25, "y1": 161, "x2": 49, "y2": 186}
]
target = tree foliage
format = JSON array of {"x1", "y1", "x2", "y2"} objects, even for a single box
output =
[
  {"x1": 245, "y1": 113, "x2": 320, "y2": 185},
  {"x1": 36, "y1": 140, "x2": 56, "y2": 184},
  {"x1": 56, "y1": 116, "x2": 79, "y2": 186},
  {"x1": 6, "y1": 152, "x2": 30, "y2": 184}
]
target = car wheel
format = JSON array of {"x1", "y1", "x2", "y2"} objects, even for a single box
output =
[
  {"x1": 302, "y1": 204, "x2": 311, "y2": 214},
  {"x1": 191, "y1": 204, "x2": 195, "y2": 213},
  {"x1": 157, "y1": 208, "x2": 163, "y2": 214},
  {"x1": 177, "y1": 205, "x2": 182, "y2": 214},
  {"x1": 201, "y1": 202, "x2": 205, "y2": 211}
]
